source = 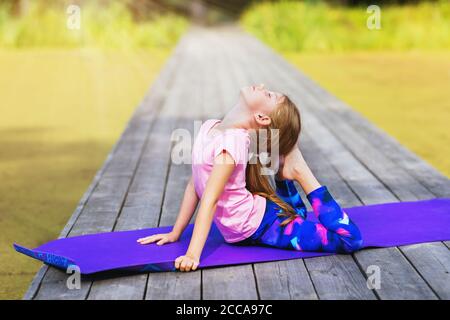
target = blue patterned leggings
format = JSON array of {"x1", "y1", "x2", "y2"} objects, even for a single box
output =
[{"x1": 236, "y1": 179, "x2": 363, "y2": 253}]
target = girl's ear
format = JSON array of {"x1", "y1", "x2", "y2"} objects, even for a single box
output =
[{"x1": 254, "y1": 112, "x2": 271, "y2": 127}]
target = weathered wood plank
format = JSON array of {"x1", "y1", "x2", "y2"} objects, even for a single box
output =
[
  {"x1": 200, "y1": 29, "x2": 259, "y2": 300},
  {"x1": 400, "y1": 242, "x2": 450, "y2": 299},
  {"x1": 145, "y1": 30, "x2": 207, "y2": 300},
  {"x1": 245, "y1": 31, "x2": 445, "y2": 195},
  {"x1": 254, "y1": 261, "x2": 318, "y2": 300},
  {"x1": 89, "y1": 33, "x2": 198, "y2": 300},
  {"x1": 246, "y1": 30, "x2": 450, "y2": 194},
  {"x1": 236, "y1": 29, "x2": 377, "y2": 300},
  {"x1": 355, "y1": 247, "x2": 440, "y2": 300},
  {"x1": 243, "y1": 33, "x2": 441, "y2": 299},
  {"x1": 269, "y1": 48, "x2": 450, "y2": 200},
  {"x1": 27, "y1": 25, "x2": 449, "y2": 300},
  {"x1": 146, "y1": 272, "x2": 200, "y2": 300},
  {"x1": 203, "y1": 265, "x2": 259, "y2": 300},
  {"x1": 291, "y1": 68, "x2": 450, "y2": 299},
  {"x1": 31, "y1": 30, "x2": 187, "y2": 300},
  {"x1": 306, "y1": 254, "x2": 377, "y2": 300},
  {"x1": 88, "y1": 274, "x2": 148, "y2": 300},
  {"x1": 298, "y1": 90, "x2": 435, "y2": 202},
  {"x1": 238, "y1": 30, "x2": 439, "y2": 300},
  {"x1": 220, "y1": 29, "x2": 319, "y2": 300},
  {"x1": 281, "y1": 69, "x2": 438, "y2": 300}
]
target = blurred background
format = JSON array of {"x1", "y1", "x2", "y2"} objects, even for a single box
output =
[{"x1": 0, "y1": 0, "x2": 448, "y2": 299}]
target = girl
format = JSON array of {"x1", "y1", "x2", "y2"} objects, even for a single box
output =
[{"x1": 137, "y1": 84, "x2": 363, "y2": 272}]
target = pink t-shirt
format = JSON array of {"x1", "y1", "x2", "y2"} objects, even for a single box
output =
[{"x1": 191, "y1": 119, "x2": 266, "y2": 243}]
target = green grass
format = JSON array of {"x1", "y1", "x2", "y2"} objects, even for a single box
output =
[
  {"x1": 283, "y1": 51, "x2": 450, "y2": 178},
  {"x1": 241, "y1": 1, "x2": 450, "y2": 52},
  {"x1": 0, "y1": 47, "x2": 172, "y2": 299},
  {"x1": 241, "y1": 1, "x2": 450, "y2": 178},
  {"x1": 0, "y1": 1, "x2": 188, "y2": 48}
]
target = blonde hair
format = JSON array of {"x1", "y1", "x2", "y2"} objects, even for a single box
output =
[{"x1": 245, "y1": 95, "x2": 302, "y2": 227}]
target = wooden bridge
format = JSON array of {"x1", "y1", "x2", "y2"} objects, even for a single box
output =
[{"x1": 24, "y1": 25, "x2": 450, "y2": 300}]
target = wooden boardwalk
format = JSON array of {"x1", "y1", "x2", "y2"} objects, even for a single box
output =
[{"x1": 24, "y1": 25, "x2": 450, "y2": 300}]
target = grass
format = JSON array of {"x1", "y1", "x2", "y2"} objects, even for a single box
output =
[
  {"x1": 0, "y1": 47, "x2": 172, "y2": 299},
  {"x1": 241, "y1": 1, "x2": 450, "y2": 177},
  {"x1": 0, "y1": 1, "x2": 188, "y2": 49},
  {"x1": 283, "y1": 51, "x2": 450, "y2": 177},
  {"x1": 241, "y1": 1, "x2": 450, "y2": 52}
]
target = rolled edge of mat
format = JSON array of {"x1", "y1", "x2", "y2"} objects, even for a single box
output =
[{"x1": 13, "y1": 243, "x2": 76, "y2": 272}]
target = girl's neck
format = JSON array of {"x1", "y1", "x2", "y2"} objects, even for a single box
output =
[{"x1": 218, "y1": 99, "x2": 255, "y2": 131}]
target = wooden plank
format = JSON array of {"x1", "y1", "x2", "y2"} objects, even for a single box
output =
[
  {"x1": 229, "y1": 27, "x2": 373, "y2": 297},
  {"x1": 195, "y1": 29, "x2": 258, "y2": 300},
  {"x1": 288, "y1": 62, "x2": 450, "y2": 299},
  {"x1": 400, "y1": 242, "x2": 450, "y2": 299},
  {"x1": 88, "y1": 34, "x2": 197, "y2": 300},
  {"x1": 254, "y1": 261, "x2": 318, "y2": 300},
  {"x1": 298, "y1": 88, "x2": 435, "y2": 202},
  {"x1": 239, "y1": 31, "x2": 433, "y2": 300},
  {"x1": 302, "y1": 131, "x2": 379, "y2": 299},
  {"x1": 250, "y1": 40, "x2": 449, "y2": 299},
  {"x1": 245, "y1": 30, "x2": 450, "y2": 195},
  {"x1": 213, "y1": 29, "x2": 280, "y2": 300},
  {"x1": 218, "y1": 28, "x2": 320, "y2": 300},
  {"x1": 234, "y1": 27, "x2": 373, "y2": 298},
  {"x1": 245, "y1": 32, "x2": 441, "y2": 199},
  {"x1": 146, "y1": 30, "x2": 208, "y2": 300},
  {"x1": 286, "y1": 70, "x2": 438, "y2": 299},
  {"x1": 146, "y1": 272, "x2": 201, "y2": 300},
  {"x1": 243, "y1": 33, "x2": 441, "y2": 299},
  {"x1": 88, "y1": 274, "x2": 148, "y2": 300},
  {"x1": 304, "y1": 106, "x2": 440, "y2": 300},
  {"x1": 300, "y1": 135, "x2": 377, "y2": 300},
  {"x1": 27, "y1": 25, "x2": 449, "y2": 300},
  {"x1": 336, "y1": 106, "x2": 450, "y2": 198},
  {"x1": 202, "y1": 265, "x2": 259, "y2": 300},
  {"x1": 355, "y1": 247, "x2": 441, "y2": 300},
  {"x1": 235, "y1": 29, "x2": 377, "y2": 300},
  {"x1": 30, "y1": 32, "x2": 187, "y2": 300},
  {"x1": 300, "y1": 114, "x2": 398, "y2": 205},
  {"x1": 307, "y1": 255, "x2": 377, "y2": 300},
  {"x1": 34, "y1": 156, "x2": 141, "y2": 298},
  {"x1": 302, "y1": 117, "x2": 437, "y2": 300},
  {"x1": 270, "y1": 50, "x2": 450, "y2": 199}
]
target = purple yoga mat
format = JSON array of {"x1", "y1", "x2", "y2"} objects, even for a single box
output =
[{"x1": 14, "y1": 198, "x2": 450, "y2": 274}]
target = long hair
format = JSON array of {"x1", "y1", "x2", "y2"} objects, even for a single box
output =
[{"x1": 245, "y1": 95, "x2": 302, "y2": 227}]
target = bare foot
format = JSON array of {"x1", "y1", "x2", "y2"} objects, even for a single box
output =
[
  {"x1": 277, "y1": 146, "x2": 321, "y2": 195},
  {"x1": 277, "y1": 146, "x2": 305, "y2": 180}
]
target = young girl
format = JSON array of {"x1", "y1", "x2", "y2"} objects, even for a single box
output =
[{"x1": 137, "y1": 84, "x2": 363, "y2": 272}]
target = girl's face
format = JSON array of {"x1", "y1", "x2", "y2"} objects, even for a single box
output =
[{"x1": 240, "y1": 84, "x2": 284, "y2": 116}]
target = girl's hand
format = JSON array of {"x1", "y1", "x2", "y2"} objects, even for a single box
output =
[
  {"x1": 137, "y1": 232, "x2": 179, "y2": 245},
  {"x1": 175, "y1": 253, "x2": 200, "y2": 272}
]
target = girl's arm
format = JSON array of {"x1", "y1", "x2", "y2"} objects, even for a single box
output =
[
  {"x1": 175, "y1": 150, "x2": 235, "y2": 272},
  {"x1": 137, "y1": 175, "x2": 199, "y2": 245},
  {"x1": 171, "y1": 175, "x2": 200, "y2": 239}
]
